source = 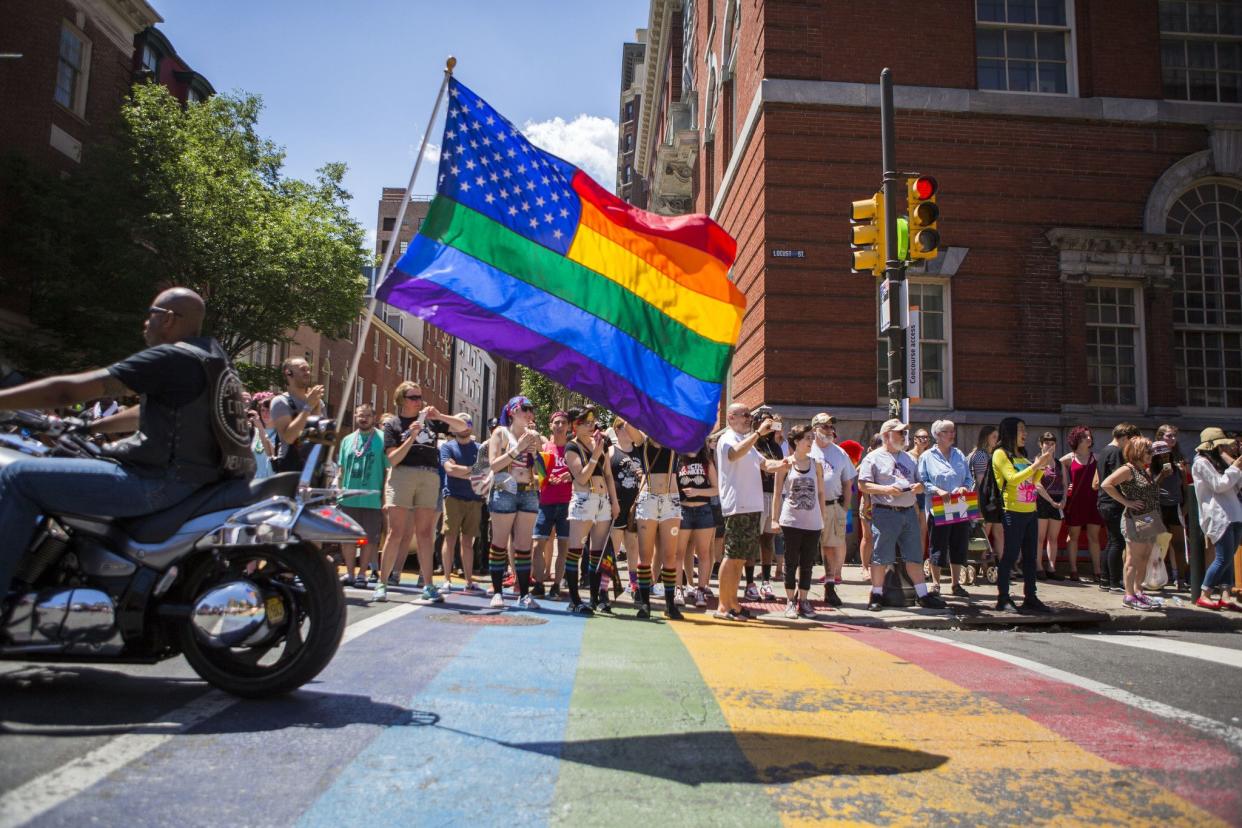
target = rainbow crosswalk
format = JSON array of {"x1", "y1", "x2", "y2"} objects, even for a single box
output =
[{"x1": 16, "y1": 600, "x2": 1237, "y2": 827}]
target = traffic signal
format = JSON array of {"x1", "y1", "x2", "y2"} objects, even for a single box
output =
[
  {"x1": 850, "y1": 191, "x2": 886, "y2": 276},
  {"x1": 906, "y1": 175, "x2": 939, "y2": 260}
]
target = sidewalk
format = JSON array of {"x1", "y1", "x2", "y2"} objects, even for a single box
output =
[{"x1": 495, "y1": 564, "x2": 1242, "y2": 633}]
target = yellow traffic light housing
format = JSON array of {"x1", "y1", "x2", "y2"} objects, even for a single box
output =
[
  {"x1": 850, "y1": 191, "x2": 886, "y2": 276},
  {"x1": 906, "y1": 176, "x2": 940, "y2": 260}
]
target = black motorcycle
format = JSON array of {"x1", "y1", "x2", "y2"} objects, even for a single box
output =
[{"x1": 0, "y1": 412, "x2": 365, "y2": 697}]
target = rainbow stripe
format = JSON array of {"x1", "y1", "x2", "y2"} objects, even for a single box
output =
[{"x1": 378, "y1": 79, "x2": 743, "y2": 452}]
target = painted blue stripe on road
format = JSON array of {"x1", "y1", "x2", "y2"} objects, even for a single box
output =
[
  {"x1": 28, "y1": 604, "x2": 477, "y2": 828},
  {"x1": 299, "y1": 607, "x2": 587, "y2": 827}
]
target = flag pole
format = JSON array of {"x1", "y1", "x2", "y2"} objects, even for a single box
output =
[{"x1": 335, "y1": 55, "x2": 456, "y2": 434}]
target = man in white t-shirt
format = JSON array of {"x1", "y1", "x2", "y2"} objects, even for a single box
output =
[
  {"x1": 809, "y1": 412, "x2": 856, "y2": 606},
  {"x1": 714, "y1": 403, "x2": 787, "y2": 621},
  {"x1": 857, "y1": 418, "x2": 947, "y2": 612}
]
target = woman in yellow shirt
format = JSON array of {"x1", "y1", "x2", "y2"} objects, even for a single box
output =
[{"x1": 992, "y1": 417, "x2": 1055, "y2": 614}]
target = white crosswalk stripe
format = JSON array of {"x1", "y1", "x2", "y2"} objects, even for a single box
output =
[{"x1": 1072, "y1": 633, "x2": 1242, "y2": 669}]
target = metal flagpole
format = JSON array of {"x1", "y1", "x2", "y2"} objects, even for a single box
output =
[{"x1": 334, "y1": 56, "x2": 456, "y2": 434}]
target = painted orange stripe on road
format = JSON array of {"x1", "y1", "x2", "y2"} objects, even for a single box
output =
[{"x1": 671, "y1": 620, "x2": 1225, "y2": 827}]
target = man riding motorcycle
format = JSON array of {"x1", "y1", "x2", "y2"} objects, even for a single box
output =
[{"x1": 0, "y1": 287, "x2": 253, "y2": 602}]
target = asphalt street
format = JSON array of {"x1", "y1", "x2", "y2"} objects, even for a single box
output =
[{"x1": 1, "y1": 585, "x2": 1239, "y2": 827}]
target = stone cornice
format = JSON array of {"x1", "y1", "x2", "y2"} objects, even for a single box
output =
[
  {"x1": 635, "y1": 0, "x2": 673, "y2": 179},
  {"x1": 1045, "y1": 228, "x2": 1178, "y2": 287}
]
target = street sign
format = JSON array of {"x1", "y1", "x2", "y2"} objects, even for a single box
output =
[
  {"x1": 879, "y1": 280, "x2": 891, "y2": 332},
  {"x1": 771, "y1": 248, "x2": 805, "y2": 258},
  {"x1": 906, "y1": 308, "x2": 921, "y2": 402}
]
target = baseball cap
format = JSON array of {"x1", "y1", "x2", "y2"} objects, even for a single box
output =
[
  {"x1": 456, "y1": 412, "x2": 474, "y2": 430},
  {"x1": 811, "y1": 412, "x2": 836, "y2": 428},
  {"x1": 880, "y1": 418, "x2": 907, "y2": 435}
]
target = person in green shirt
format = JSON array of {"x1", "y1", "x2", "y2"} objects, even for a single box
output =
[{"x1": 336, "y1": 403, "x2": 389, "y2": 589}]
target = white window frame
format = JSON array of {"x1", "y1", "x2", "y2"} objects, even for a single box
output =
[
  {"x1": 1159, "y1": 0, "x2": 1242, "y2": 103},
  {"x1": 54, "y1": 21, "x2": 91, "y2": 118},
  {"x1": 385, "y1": 338, "x2": 392, "y2": 368},
  {"x1": 354, "y1": 378, "x2": 363, "y2": 408},
  {"x1": 975, "y1": 0, "x2": 1079, "y2": 97},
  {"x1": 372, "y1": 331, "x2": 379, "y2": 362},
  {"x1": 1084, "y1": 280, "x2": 1148, "y2": 411},
  {"x1": 875, "y1": 278, "x2": 953, "y2": 409},
  {"x1": 1168, "y1": 178, "x2": 1242, "y2": 411}
]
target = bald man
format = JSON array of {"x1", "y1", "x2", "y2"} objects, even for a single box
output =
[{"x1": 0, "y1": 288, "x2": 253, "y2": 600}]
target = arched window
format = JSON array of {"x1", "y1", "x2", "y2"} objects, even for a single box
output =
[{"x1": 1167, "y1": 181, "x2": 1242, "y2": 408}]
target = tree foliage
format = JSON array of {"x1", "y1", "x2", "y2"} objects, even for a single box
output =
[
  {"x1": 0, "y1": 83, "x2": 368, "y2": 375},
  {"x1": 518, "y1": 366, "x2": 611, "y2": 433}
]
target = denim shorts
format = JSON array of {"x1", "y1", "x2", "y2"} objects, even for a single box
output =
[
  {"x1": 489, "y1": 487, "x2": 540, "y2": 515},
  {"x1": 680, "y1": 502, "x2": 715, "y2": 531},
  {"x1": 533, "y1": 501, "x2": 570, "y2": 538},
  {"x1": 870, "y1": 505, "x2": 920, "y2": 566}
]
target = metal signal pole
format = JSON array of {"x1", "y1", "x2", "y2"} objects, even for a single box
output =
[{"x1": 880, "y1": 68, "x2": 908, "y2": 423}]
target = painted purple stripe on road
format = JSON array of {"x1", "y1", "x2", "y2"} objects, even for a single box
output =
[{"x1": 28, "y1": 605, "x2": 474, "y2": 828}]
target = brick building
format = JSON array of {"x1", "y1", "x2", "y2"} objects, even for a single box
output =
[
  {"x1": 0, "y1": 0, "x2": 161, "y2": 327},
  {"x1": 617, "y1": 32, "x2": 648, "y2": 206},
  {"x1": 629, "y1": 0, "x2": 1242, "y2": 442},
  {"x1": 131, "y1": 25, "x2": 213, "y2": 104}
]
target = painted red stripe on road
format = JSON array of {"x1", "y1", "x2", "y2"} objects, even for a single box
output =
[{"x1": 837, "y1": 627, "x2": 1240, "y2": 822}]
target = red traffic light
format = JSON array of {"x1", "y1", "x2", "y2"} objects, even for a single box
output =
[{"x1": 913, "y1": 176, "x2": 937, "y2": 200}]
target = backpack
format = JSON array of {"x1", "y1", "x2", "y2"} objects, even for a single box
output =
[{"x1": 977, "y1": 450, "x2": 1005, "y2": 523}]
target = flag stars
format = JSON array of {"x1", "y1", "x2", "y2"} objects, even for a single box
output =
[
  {"x1": 508, "y1": 205, "x2": 518, "y2": 216},
  {"x1": 521, "y1": 201, "x2": 530, "y2": 212},
  {"x1": 535, "y1": 196, "x2": 545, "y2": 207},
  {"x1": 450, "y1": 165, "x2": 460, "y2": 175},
  {"x1": 507, "y1": 148, "x2": 517, "y2": 158},
  {"x1": 552, "y1": 229, "x2": 563, "y2": 239},
  {"x1": 529, "y1": 217, "x2": 539, "y2": 228},
  {"x1": 464, "y1": 159, "x2": 475, "y2": 170},
  {"x1": 475, "y1": 175, "x2": 485, "y2": 186},
  {"x1": 559, "y1": 208, "x2": 569, "y2": 218},
  {"x1": 460, "y1": 181, "x2": 471, "y2": 192},
  {"x1": 544, "y1": 213, "x2": 553, "y2": 223},
  {"x1": 484, "y1": 193, "x2": 495, "y2": 204}
]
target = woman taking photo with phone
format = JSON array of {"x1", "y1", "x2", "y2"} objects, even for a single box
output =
[
  {"x1": 1101, "y1": 436, "x2": 1165, "y2": 611},
  {"x1": 771, "y1": 425, "x2": 825, "y2": 619},
  {"x1": 563, "y1": 406, "x2": 619, "y2": 615},
  {"x1": 1190, "y1": 428, "x2": 1242, "y2": 611},
  {"x1": 992, "y1": 417, "x2": 1055, "y2": 613},
  {"x1": 486, "y1": 396, "x2": 544, "y2": 610}
]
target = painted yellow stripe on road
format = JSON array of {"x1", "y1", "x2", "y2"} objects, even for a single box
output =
[{"x1": 671, "y1": 619, "x2": 1224, "y2": 827}]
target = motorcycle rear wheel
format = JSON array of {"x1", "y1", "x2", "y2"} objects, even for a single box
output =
[{"x1": 175, "y1": 543, "x2": 346, "y2": 698}]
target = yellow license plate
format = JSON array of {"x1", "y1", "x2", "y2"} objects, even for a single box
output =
[{"x1": 265, "y1": 595, "x2": 286, "y2": 626}]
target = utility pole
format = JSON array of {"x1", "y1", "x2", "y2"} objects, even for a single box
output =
[{"x1": 879, "y1": 68, "x2": 908, "y2": 423}]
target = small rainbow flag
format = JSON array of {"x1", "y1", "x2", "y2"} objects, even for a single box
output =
[
  {"x1": 378, "y1": 79, "x2": 744, "y2": 452},
  {"x1": 931, "y1": 492, "x2": 981, "y2": 525},
  {"x1": 531, "y1": 450, "x2": 555, "y2": 489}
]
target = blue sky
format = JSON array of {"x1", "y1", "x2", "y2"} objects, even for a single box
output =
[{"x1": 151, "y1": 0, "x2": 647, "y2": 244}]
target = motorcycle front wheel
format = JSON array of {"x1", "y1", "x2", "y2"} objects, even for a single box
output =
[{"x1": 174, "y1": 543, "x2": 346, "y2": 698}]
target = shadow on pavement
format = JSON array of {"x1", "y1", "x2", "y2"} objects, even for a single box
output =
[{"x1": 0, "y1": 665, "x2": 426, "y2": 737}]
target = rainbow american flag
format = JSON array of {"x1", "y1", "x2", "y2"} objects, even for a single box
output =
[{"x1": 378, "y1": 79, "x2": 744, "y2": 452}]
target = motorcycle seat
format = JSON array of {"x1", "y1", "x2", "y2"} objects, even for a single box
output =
[{"x1": 121, "y1": 472, "x2": 302, "y2": 544}]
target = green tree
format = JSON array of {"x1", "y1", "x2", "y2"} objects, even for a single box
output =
[
  {"x1": 518, "y1": 366, "x2": 611, "y2": 433},
  {"x1": 0, "y1": 83, "x2": 368, "y2": 376}
]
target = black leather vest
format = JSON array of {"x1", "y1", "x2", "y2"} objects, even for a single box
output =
[{"x1": 103, "y1": 338, "x2": 255, "y2": 483}]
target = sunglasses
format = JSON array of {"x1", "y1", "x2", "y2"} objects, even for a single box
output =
[
  {"x1": 519, "y1": 404, "x2": 535, "y2": 412},
  {"x1": 148, "y1": 306, "x2": 181, "y2": 318},
  {"x1": 915, "y1": 434, "x2": 930, "y2": 441},
  {"x1": 404, "y1": 393, "x2": 422, "y2": 400}
]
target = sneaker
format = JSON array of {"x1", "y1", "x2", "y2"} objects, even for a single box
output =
[
  {"x1": 439, "y1": 579, "x2": 454, "y2": 593},
  {"x1": 951, "y1": 583, "x2": 970, "y2": 598},
  {"x1": 995, "y1": 598, "x2": 1018, "y2": 612},
  {"x1": 694, "y1": 589, "x2": 707, "y2": 609},
  {"x1": 530, "y1": 582, "x2": 546, "y2": 598},
  {"x1": 352, "y1": 576, "x2": 368, "y2": 589},
  {"x1": 547, "y1": 584, "x2": 561, "y2": 599},
  {"x1": 1122, "y1": 594, "x2": 1142, "y2": 610},
  {"x1": 712, "y1": 609, "x2": 737, "y2": 621},
  {"x1": 489, "y1": 592, "x2": 505, "y2": 609},
  {"x1": 1021, "y1": 597, "x2": 1053, "y2": 614},
  {"x1": 744, "y1": 583, "x2": 761, "y2": 601},
  {"x1": 760, "y1": 581, "x2": 777, "y2": 601},
  {"x1": 595, "y1": 600, "x2": 613, "y2": 614},
  {"x1": 799, "y1": 599, "x2": 816, "y2": 618},
  {"x1": 635, "y1": 603, "x2": 651, "y2": 619},
  {"x1": 867, "y1": 595, "x2": 884, "y2": 612},
  {"x1": 571, "y1": 602, "x2": 595, "y2": 616},
  {"x1": 663, "y1": 604, "x2": 684, "y2": 621},
  {"x1": 700, "y1": 585, "x2": 715, "y2": 599},
  {"x1": 917, "y1": 593, "x2": 947, "y2": 610},
  {"x1": 784, "y1": 601, "x2": 798, "y2": 619},
  {"x1": 825, "y1": 584, "x2": 843, "y2": 607},
  {"x1": 339, "y1": 573, "x2": 354, "y2": 586},
  {"x1": 422, "y1": 585, "x2": 445, "y2": 604},
  {"x1": 372, "y1": 583, "x2": 388, "y2": 602},
  {"x1": 1137, "y1": 593, "x2": 1164, "y2": 610},
  {"x1": 463, "y1": 582, "x2": 484, "y2": 594},
  {"x1": 517, "y1": 594, "x2": 540, "y2": 611},
  {"x1": 674, "y1": 587, "x2": 686, "y2": 607}
]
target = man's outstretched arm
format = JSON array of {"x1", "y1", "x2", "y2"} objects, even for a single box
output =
[{"x1": 0, "y1": 369, "x2": 133, "y2": 412}]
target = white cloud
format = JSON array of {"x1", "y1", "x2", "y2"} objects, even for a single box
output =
[
  {"x1": 410, "y1": 140, "x2": 441, "y2": 164},
  {"x1": 522, "y1": 114, "x2": 618, "y2": 192}
]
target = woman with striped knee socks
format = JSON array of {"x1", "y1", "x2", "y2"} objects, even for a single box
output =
[
  {"x1": 564, "y1": 407, "x2": 619, "y2": 616},
  {"x1": 621, "y1": 423, "x2": 683, "y2": 619},
  {"x1": 485, "y1": 396, "x2": 543, "y2": 610}
]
